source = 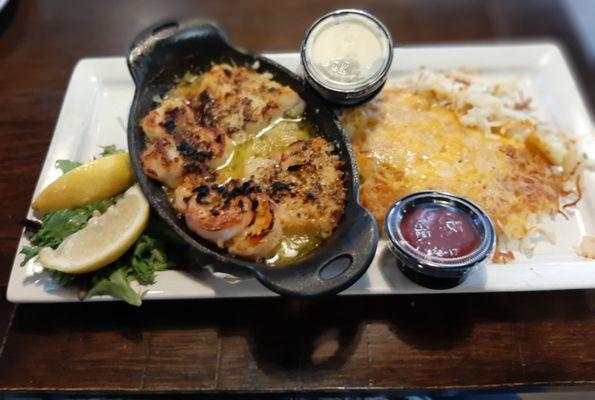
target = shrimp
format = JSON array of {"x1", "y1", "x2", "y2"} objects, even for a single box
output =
[
  {"x1": 184, "y1": 180, "x2": 283, "y2": 259},
  {"x1": 172, "y1": 184, "x2": 193, "y2": 213},
  {"x1": 184, "y1": 180, "x2": 256, "y2": 248},
  {"x1": 172, "y1": 174, "x2": 213, "y2": 213},
  {"x1": 228, "y1": 192, "x2": 282, "y2": 258}
]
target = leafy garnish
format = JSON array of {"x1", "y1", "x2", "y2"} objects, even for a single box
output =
[
  {"x1": 46, "y1": 269, "x2": 78, "y2": 287},
  {"x1": 19, "y1": 143, "x2": 172, "y2": 306},
  {"x1": 130, "y1": 235, "x2": 169, "y2": 285},
  {"x1": 19, "y1": 198, "x2": 116, "y2": 266},
  {"x1": 22, "y1": 231, "x2": 171, "y2": 306},
  {"x1": 99, "y1": 145, "x2": 125, "y2": 157},
  {"x1": 87, "y1": 266, "x2": 143, "y2": 306},
  {"x1": 55, "y1": 159, "x2": 82, "y2": 174},
  {"x1": 86, "y1": 235, "x2": 171, "y2": 306},
  {"x1": 19, "y1": 246, "x2": 40, "y2": 265},
  {"x1": 53, "y1": 143, "x2": 124, "y2": 175}
]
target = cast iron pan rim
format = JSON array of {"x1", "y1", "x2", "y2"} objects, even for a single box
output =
[
  {"x1": 126, "y1": 18, "x2": 378, "y2": 296},
  {"x1": 127, "y1": 55, "x2": 363, "y2": 270}
]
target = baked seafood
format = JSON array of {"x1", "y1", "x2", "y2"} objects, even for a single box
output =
[{"x1": 140, "y1": 64, "x2": 346, "y2": 263}]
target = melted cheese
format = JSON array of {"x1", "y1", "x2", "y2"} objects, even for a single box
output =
[{"x1": 342, "y1": 88, "x2": 571, "y2": 242}]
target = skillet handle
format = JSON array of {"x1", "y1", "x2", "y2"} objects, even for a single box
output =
[
  {"x1": 256, "y1": 206, "x2": 379, "y2": 296},
  {"x1": 126, "y1": 18, "x2": 229, "y2": 84}
]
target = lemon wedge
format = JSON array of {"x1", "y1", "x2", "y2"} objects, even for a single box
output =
[
  {"x1": 32, "y1": 153, "x2": 134, "y2": 213},
  {"x1": 38, "y1": 184, "x2": 149, "y2": 274}
]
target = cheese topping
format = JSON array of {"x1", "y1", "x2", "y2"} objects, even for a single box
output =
[{"x1": 341, "y1": 69, "x2": 583, "y2": 259}]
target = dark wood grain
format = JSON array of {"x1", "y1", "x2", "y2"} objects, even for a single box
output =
[{"x1": 1, "y1": 0, "x2": 594, "y2": 394}]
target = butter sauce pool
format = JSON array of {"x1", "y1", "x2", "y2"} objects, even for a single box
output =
[
  {"x1": 215, "y1": 118, "x2": 311, "y2": 183},
  {"x1": 215, "y1": 117, "x2": 324, "y2": 266}
]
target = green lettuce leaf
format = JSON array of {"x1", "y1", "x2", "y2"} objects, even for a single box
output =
[
  {"x1": 53, "y1": 143, "x2": 123, "y2": 176},
  {"x1": 130, "y1": 235, "x2": 169, "y2": 285},
  {"x1": 55, "y1": 159, "x2": 82, "y2": 174},
  {"x1": 19, "y1": 246, "x2": 40, "y2": 265},
  {"x1": 85, "y1": 235, "x2": 171, "y2": 306},
  {"x1": 87, "y1": 266, "x2": 143, "y2": 307},
  {"x1": 46, "y1": 268, "x2": 78, "y2": 287},
  {"x1": 99, "y1": 145, "x2": 125, "y2": 157}
]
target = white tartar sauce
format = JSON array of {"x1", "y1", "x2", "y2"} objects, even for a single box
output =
[{"x1": 304, "y1": 12, "x2": 391, "y2": 91}]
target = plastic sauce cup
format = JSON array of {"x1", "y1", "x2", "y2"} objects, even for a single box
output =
[
  {"x1": 300, "y1": 9, "x2": 393, "y2": 106},
  {"x1": 385, "y1": 191, "x2": 496, "y2": 289}
]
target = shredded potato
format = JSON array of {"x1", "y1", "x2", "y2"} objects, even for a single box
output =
[
  {"x1": 576, "y1": 236, "x2": 595, "y2": 259},
  {"x1": 341, "y1": 69, "x2": 584, "y2": 261}
]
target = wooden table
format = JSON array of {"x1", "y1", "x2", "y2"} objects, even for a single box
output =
[{"x1": 1, "y1": 0, "x2": 595, "y2": 395}]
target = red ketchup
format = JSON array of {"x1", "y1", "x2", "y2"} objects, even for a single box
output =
[{"x1": 400, "y1": 204, "x2": 481, "y2": 259}]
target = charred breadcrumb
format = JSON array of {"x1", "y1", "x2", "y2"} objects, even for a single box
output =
[
  {"x1": 306, "y1": 192, "x2": 318, "y2": 201},
  {"x1": 161, "y1": 119, "x2": 176, "y2": 133},
  {"x1": 271, "y1": 182, "x2": 291, "y2": 192},
  {"x1": 195, "y1": 150, "x2": 214, "y2": 161},
  {"x1": 177, "y1": 140, "x2": 197, "y2": 156},
  {"x1": 262, "y1": 138, "x2": 346, "y2": 238},
  {"x1": 183, "y1": 163, "x2": 203, "y2": 174},
  {"x1": 193, "y1": 185, "x2": 210, "y2": 197}
]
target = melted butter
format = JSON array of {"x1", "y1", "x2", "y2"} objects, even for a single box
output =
[
  {"x1": 215, "y1": 118, "x2": 312, "y2": 183},
  {"x1": 215, "y1": 118, "x2": 323, "y2": 266},
  {"x1": 166, "y1": 72, "x2": 204, "y2": 100},
  {"x1": 266, "y1": 232, "x2": 322, "y2": 266}
]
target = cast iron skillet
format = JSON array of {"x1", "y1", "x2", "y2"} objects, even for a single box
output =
[{"x1": 127, "y1": 18, "x2": 378, "y2": 296}]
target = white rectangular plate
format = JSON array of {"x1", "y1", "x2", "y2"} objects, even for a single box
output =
[{"x1": 7, "y1": 43, "x2": 595, "y2": 303}]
